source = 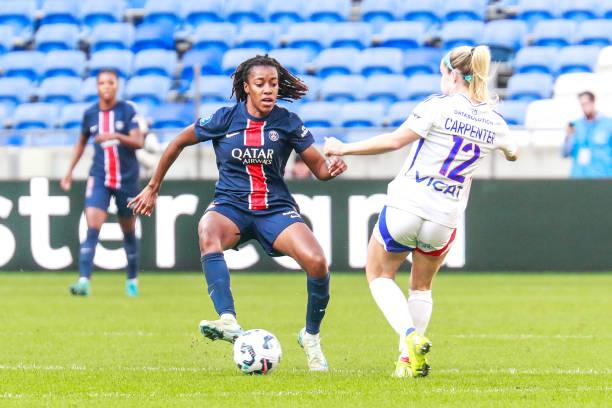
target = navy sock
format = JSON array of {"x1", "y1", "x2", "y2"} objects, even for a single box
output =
[
  {"x1": 202, "y1": 253, "x2": 235, "y2": 316},
  {"x1": 79, "y1": 228, "x2": 100, "y2": 279},
  {"x1": 306, "y1": 274, "x2": 330, "y2": 335},
  {"x1": 123, "y1": 231, "x2": 139, "y2": 280}
]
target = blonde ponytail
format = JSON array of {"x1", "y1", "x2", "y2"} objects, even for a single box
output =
[{"x1": 445, "y1": 45, "x2": 497, "y2": 105}]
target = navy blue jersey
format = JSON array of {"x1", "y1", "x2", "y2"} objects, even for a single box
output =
[
  {"x1": 195, "y1": 102, "x2": 315, "y2": 212},
  {"x1": 82, "y1": 101, "x2": 140, "y2": 189}
]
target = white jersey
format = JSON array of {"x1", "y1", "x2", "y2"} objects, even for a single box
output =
[{"x1": 386, "y1": 93, "x2": 518, "y2": 228}]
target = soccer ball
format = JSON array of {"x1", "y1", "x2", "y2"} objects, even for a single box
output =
[{"x1": 233, "y1": 329, "x2": 282, "y2": 375}]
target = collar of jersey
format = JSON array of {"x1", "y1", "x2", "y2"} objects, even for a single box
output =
[
  {"x1": 456, "y1": 92, "x2": 486, "y2": 107},
  {"x1": 240, "y1": 101, "x2": 275, "y2": 122}
]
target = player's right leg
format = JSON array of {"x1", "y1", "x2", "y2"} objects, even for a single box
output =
[
  {"x1": 197, "y1": 208, "x2": 244, "y2": 343},
  {"x1": 70, "y1": 179, "x2": 110, "y2": 296}
]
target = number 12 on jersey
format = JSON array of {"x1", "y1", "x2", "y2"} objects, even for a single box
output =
[{"x1": 439, "y1": 135, "x2": 481, "y2": 183}]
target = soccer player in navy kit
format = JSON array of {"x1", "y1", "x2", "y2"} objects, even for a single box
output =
[
  {"x1": 129, "y1": 55, "x2": 347, "y2": 371},
  {"x1": 61, "y1": 69, "x2": 145, "y2": 297}
]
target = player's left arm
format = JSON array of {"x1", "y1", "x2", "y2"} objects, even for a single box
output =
[
  {"x1": 96, "y1": 128, "x2": 144, "y2": 149},
  {"x1": 299, "y1": 146, "x2": 347, "y2": 180},
  {"x1": 324, "y1": 121, "x2": 422, "y2": 156}
]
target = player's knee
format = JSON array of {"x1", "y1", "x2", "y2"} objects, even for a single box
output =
[
  {"x1": 304, "y1": 252, "x2": 328, "y2": 278},
  {"x1": 198, "y1": 223, "x2": 222, "y2": 254}
]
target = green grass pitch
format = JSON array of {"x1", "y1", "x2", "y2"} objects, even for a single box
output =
[{"x1": 0, "y1": 272, "x2": 610, "y2": 407}]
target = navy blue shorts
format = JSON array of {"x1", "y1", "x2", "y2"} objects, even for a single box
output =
[
  {"x1": 84, "y1": 176, "x2": 139, "y2": 217},
  {"x1": 207, "y1": 203, "x2": 305, "y2": 257}
]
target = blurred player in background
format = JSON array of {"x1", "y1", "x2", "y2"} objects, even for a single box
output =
[
  {"x1": 562, "y1": 91, "x2": 612, "y2": 178},
  {"x1": 60, "y1": 69, "x2": 144, "y2": 297},
  {"x1": 129, "y1": 55, "x2": 347, "y2": 371},
  {"x1": 325, "y1": 45, "x2": 518, "y2": 378}
]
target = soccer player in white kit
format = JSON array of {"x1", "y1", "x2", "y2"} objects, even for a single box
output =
[{"x1": 324, "y1": 45, "x2": 518, "y2": 377}]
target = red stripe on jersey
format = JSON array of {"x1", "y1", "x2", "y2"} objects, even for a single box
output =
[
  {"x1": 244, "y1": 119, "x2": 268, "y2": 210},
  {"x1": 101, "y1": 110, "x2": 121, "y2": 189}
]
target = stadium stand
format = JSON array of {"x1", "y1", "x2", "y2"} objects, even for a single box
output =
[
  {"x1": 315, "y1": 48, "x2": 361, "y2": 77},
  {"x1": 378, "y1": 22, "x2": 427, "y2": 49},
  {"x1": 126, "y1": 75, "x2": 172, "y2": 106},
  {"x1": 236, "y1": 23, "x2": 282, "y2": 51},
  {"x1": 320, "y1": 75, "x2": 366, "y2": 102},
  {"x1": 0, "y1": 0, "x2": 36, "y2": 40},
  {"x1": 387, "y1": 101, "x2": 419, "y2": 127},
  {"x1": 88, "y1": 50, "x2": 134, "y2": 78},
  {"x1": 13, "y1": 103, "x2": 60, "y2": 129},
  {"x1": 192, "y1": 23, "x2": 237, "y2": 53},
  {"x1": 40, "y1": 0, "x2": 80, "y2": 27},
  {"x1": 1, "y1": 51, "x2": 44, "y2": 81},
  {"x1": 41, "y1": 50, "x2": 86, "y2": 78},
  {"x1": 90, "y1": 23, "x2": 136, "y2": 52},
  {"x1": 266, "y1": 0, "x2": 305, "y2": 25},
  {"x1": 183, "y1": 0, "x2": 225, "y2": 26},
  {"x1": 226, "y1": 0, "x2": 267, "y2": 25},
  {"x1": 405, "y1": 74, "x2": 442, "y2": 100},
  {"x1": 81, "y1": 0, "x2": 126, "y2": 29},
  {"x1": 358, "y1": 48, "x2": 403, "y2": 76},
  {"x1": 59, "y1": 103, "x2": 90, "y2": 129},
  {"x1": 35, "y1": 23, "x2": 79, "y2": 52},
  {"x1": 0, "y1": 78, "x2": 35, "y2": 108},
  {"x1": 38, "y1": 76, "x2": 83, "y2": 104},
  {"x1": 133, "y1": 49, "x2": 177, "y2": 77},
  {"x1": 507, "y1": 73, "x2": 555, "y2": 100},
  {"x1": 364, "y1": 74, "x2": 409, "y2": 103}
]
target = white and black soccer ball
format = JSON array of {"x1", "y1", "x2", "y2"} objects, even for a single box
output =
[{"x1": 233, "y1": 329, "x2": 282, "y2": 375}]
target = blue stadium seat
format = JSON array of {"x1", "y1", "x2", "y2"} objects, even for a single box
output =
[
  {"x1": 226, "y1": 0, "x2": 266, "y2": 24},
  {"x1": 13, "y1": 103, "x2": 60, "y2": 129},
  {"x1": 298, "y1": 102, "x2": 341, "y2": 128},
  {"x1": 378, "y1": 21, "x2": 427, "y2": 49},
  {"x1": 0, "y1": 0, "x2": 35, "y2": 39},
  {"x1": 576, "y1": 19, "x2": 612, "y2": 46},
  {"x1": 340, "y1": 102, "x2": 386, "y2": 127},
  {"x1": 59, "y1": 102, "x2": 90, "y2": 129},
  {"x1": 126, "y1": 75, "x2": 171, "y2": 106},
  {"x1": 560, "y1": 0, "x2": 600, "y2": 22},
  {"x1": 191, "y1": 75, "x2": 233, "y2": 102},
  {"x1": 1, "y1": 51, "x2": 44, "y2": 81},
  {"x1": 126, "y1": 0, "x2": 146, "y2": 7},
  {"x1": 0, "y1": 25, "x2": 13, "y2": 54},
  {"x1": 41, "y1": 50, "x2": 86, "y2": 78},
  {"x1": 483, "y1": 20, "x2": 528, "y2": 62},
  {"x1": 134, "y1": 49, "x2": 177, "y2": 77},
  {"x1": 89, "y1": 49, "x2": 134, "y2": 78},
  {"x1": 266, "y1": 0, "x2": 305, "y2": 25},
  {"x1": 199, "y1": 102, "x2": 229, "y2": 119},
  {"x1": 320, "y1": 75, "x2": 366, "y2": 102},
  {"x1": 39, "y1": 77, "x2": 83, "y2": 104},
  {"x1": 507, "y1": 73, "x2": 554, "y2": 100},
  {"x1": 329, "y1": 22, "x2": 373, "y2": 50},
  {"x1": 555, "y1": 45, "x2": 601, "y2": 74},
  {"x1": 143, "y1": 0, "x2": 182, "y2": 27},
  {"x1": 0, "y1": 103, "x2": 12, "y2": 127},
  {"x1": 495, "y1": 100, "x2": 529, "y2": 125},
  {"x1": 405, "y1": 74, "x2": 442, "y2": 100},
  {"x1": 236, "y1": 23, "x2": 282, "y2": 51},
  {"x1": 387, "y1": 101, "x2": 419, "y2": 127},
  {"x1": 315, "y1": 48, "x2": 360, "y2": 77},
  {"x1": 286, "y1": 23, "x2": 331, "y2": 57},
  {"x1": 133, "y1": 22, "x2": 175, "y2": 52},
  {"x1": 513, "y1": 46, "x2": 558, "y2": 74},
  {"x1": 192, "y1": 23, "x2": 237, "y2": 53},
  {"x1": 516, "y1": 0, "x2": 556, "y2": 27},
  {"x1": 40, "y1": 0, "x2": 80, "y2": 26},
  {"x1": 268, "y1": 49, "x2": 310, "y2": 75},
  {"x1": 603, "y1": 0, "x2": 612, "y2": 19},
  {"x1": 150, "y1": 103, "x2": 193, "y2": 129},
  {"x1": 305, "y1": 0, "x2": 351, "y2": 23},
  {"x1": 440, "y1": 21, "x2": 484, "y2": 50},
  {"x1": 403, "y1": 48, "x2": 444, "y2": 76},
  {"x1": 90, "y1": 23, "x2": 135, "y2": 52},
  {"x1": 400, "y1": 1, "x2": 441, "y2": 27},
  {"x1": 183, "y1": 0, "x2": 225, "y2": 27},
  {"x1": 300, "y1": 75, "x2": 321, "y2": 101},
  {"x1": 442, "y1": 0, "x2": 486, "y2": 21},
  {"x1": 361, "y1": 0, "x2": 398, "y2": 27},
  {"x1": 531, "y1": 19, "x2": 577, "y2": 47},
  {"x1": 222, "y1": 48, "x2": 267, "y2": 75},
  {"x1": 35, "y1": 23, "x2": 79, "y2": 52},
  {"x1": 81, "y1": 0, "x2": 125, "y2": 29},
  {"x1": 0, "y1": 78, "x2": 34, "y2": 107},
  {"x1": 358, "y1": 48, "x2": 403, "y2": 76},
  {"x1": 180, "y1": 49, "x2": 224, "y2": 90},
  {"x1": 364, "y1": 74, "x2": 408, "y2": 104}
]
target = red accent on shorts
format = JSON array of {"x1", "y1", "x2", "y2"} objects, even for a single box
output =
[{"x1": 415, "y1": 228, "x2": 457, "y2": 257}]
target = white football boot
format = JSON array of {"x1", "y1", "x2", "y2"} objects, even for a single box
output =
[
  {"x1": 297, "y1": 328, "x2": 329, "y2": 372},
  {"x1": 199, "y1": 314, "x2": 243, "y2": 343}
]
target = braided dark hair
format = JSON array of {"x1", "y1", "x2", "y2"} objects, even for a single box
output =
[{"x1": 231, "y1": 54, "x2": 308, "y2": 102}]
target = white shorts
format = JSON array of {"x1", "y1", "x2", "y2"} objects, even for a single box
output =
[{"x1": 373, "y1": 205, "x2": 456, "y2": 256}]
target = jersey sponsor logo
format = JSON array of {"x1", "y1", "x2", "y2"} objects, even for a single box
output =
[
  {"x1": 415, "y1": 170, "x2": 464, "y2": 199},
  {"x1": 231, "y1": 148, "x2": 274, "y2": 165},
  {"x1": 300, "y1": 125, "x2": 309, "y2": 138},
  {"x1": 268, "y1": 130, "x2": 279, "y2": 142},
  {"x1": 198, "y1": 116, "x2": 212, "y2": 127}
]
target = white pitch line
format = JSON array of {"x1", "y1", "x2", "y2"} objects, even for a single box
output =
[{"x1": 446, "y1": 334, "x2": 607, "y2": 340}]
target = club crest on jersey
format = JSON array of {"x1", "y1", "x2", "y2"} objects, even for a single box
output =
[
  {"x1": 198, "y1": 116, "x2": 212, "y2": 127},
  {"x1": 300, "y1": 125, "x2": 309, "y2": 138},
  {"x1": 115, "y1": 121, "x2": 124, "y2": 130},
  {"x1": 90, "y1": 125, "x2": 98, "y2": 133},
  {"x1": 268, "y1": 130, "x2": 279, "y2": 142}
]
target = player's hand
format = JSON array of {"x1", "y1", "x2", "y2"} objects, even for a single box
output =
[
  {"x1": 60, "y1": 174, "x2": 72, "y2": 191},
  {"x1": 94, "y1": 133, "x2": 116, "y2": 144},
  {"x1": 323, "y1": 137, "x2": 345, "y2": 157},
  {"x1": 128, "y1": 185, "x2": 158, "y2": 217},
  {"x1": 327, "y1": 155, "x2": 347, "y2": 178}
]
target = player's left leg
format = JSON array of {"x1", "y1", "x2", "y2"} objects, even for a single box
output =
[
  {"x1": 272, "y1": 222, "x2": 330, "y2": 371},
  {"x1": 116, "y1": 188, "x2": 140, "y2": 297}
]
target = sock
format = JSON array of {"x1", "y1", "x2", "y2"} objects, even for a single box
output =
[
  {"x1": 78, "y1": 276, "x2": 89, "y2": 283},
  {"x1": 123, "y1": 231, "x2": 139, "y2": 280},
  {"x1": 306, "y1": 274, "x2": 330, "y2": 335},
  {"x1": 202, "y1": 253, "x2": 236, "y2": 316},
  {"x1": 369, "y1": 277, "x2": 415, "y2": 337},
  {"x1": 78, "y1": 228, "x2": 99, "y2": 279},
  {"x1": 408, "y1": 289, "x2": 433, "y2": 335}
]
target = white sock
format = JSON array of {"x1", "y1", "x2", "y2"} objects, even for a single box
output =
[
  {"x1": 408, "y1": 289, "x2": 433, "y2": 335},
  {"x1": 369, "y1": 278, "x2": 415, "y2": 337},
  {"x1": 128, "y1": 278, "x2": 138, "y2": 284},
  {"x1": 220, "y1": 313, "x2": 237, "y2": 322},
  {"x1": 78, "y1": 277, "x2": 89, "y2": 283}
]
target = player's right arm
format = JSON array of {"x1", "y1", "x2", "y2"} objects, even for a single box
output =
[
  {"x1": 129, "y1": 125, "x2": 199, "y2": 216},
  {"x1": 60, "y1": 134, "x2": 88, "y2": 191},
  {"x1": 324, "y1": 121, "x2": 422, "y2": 156}
]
